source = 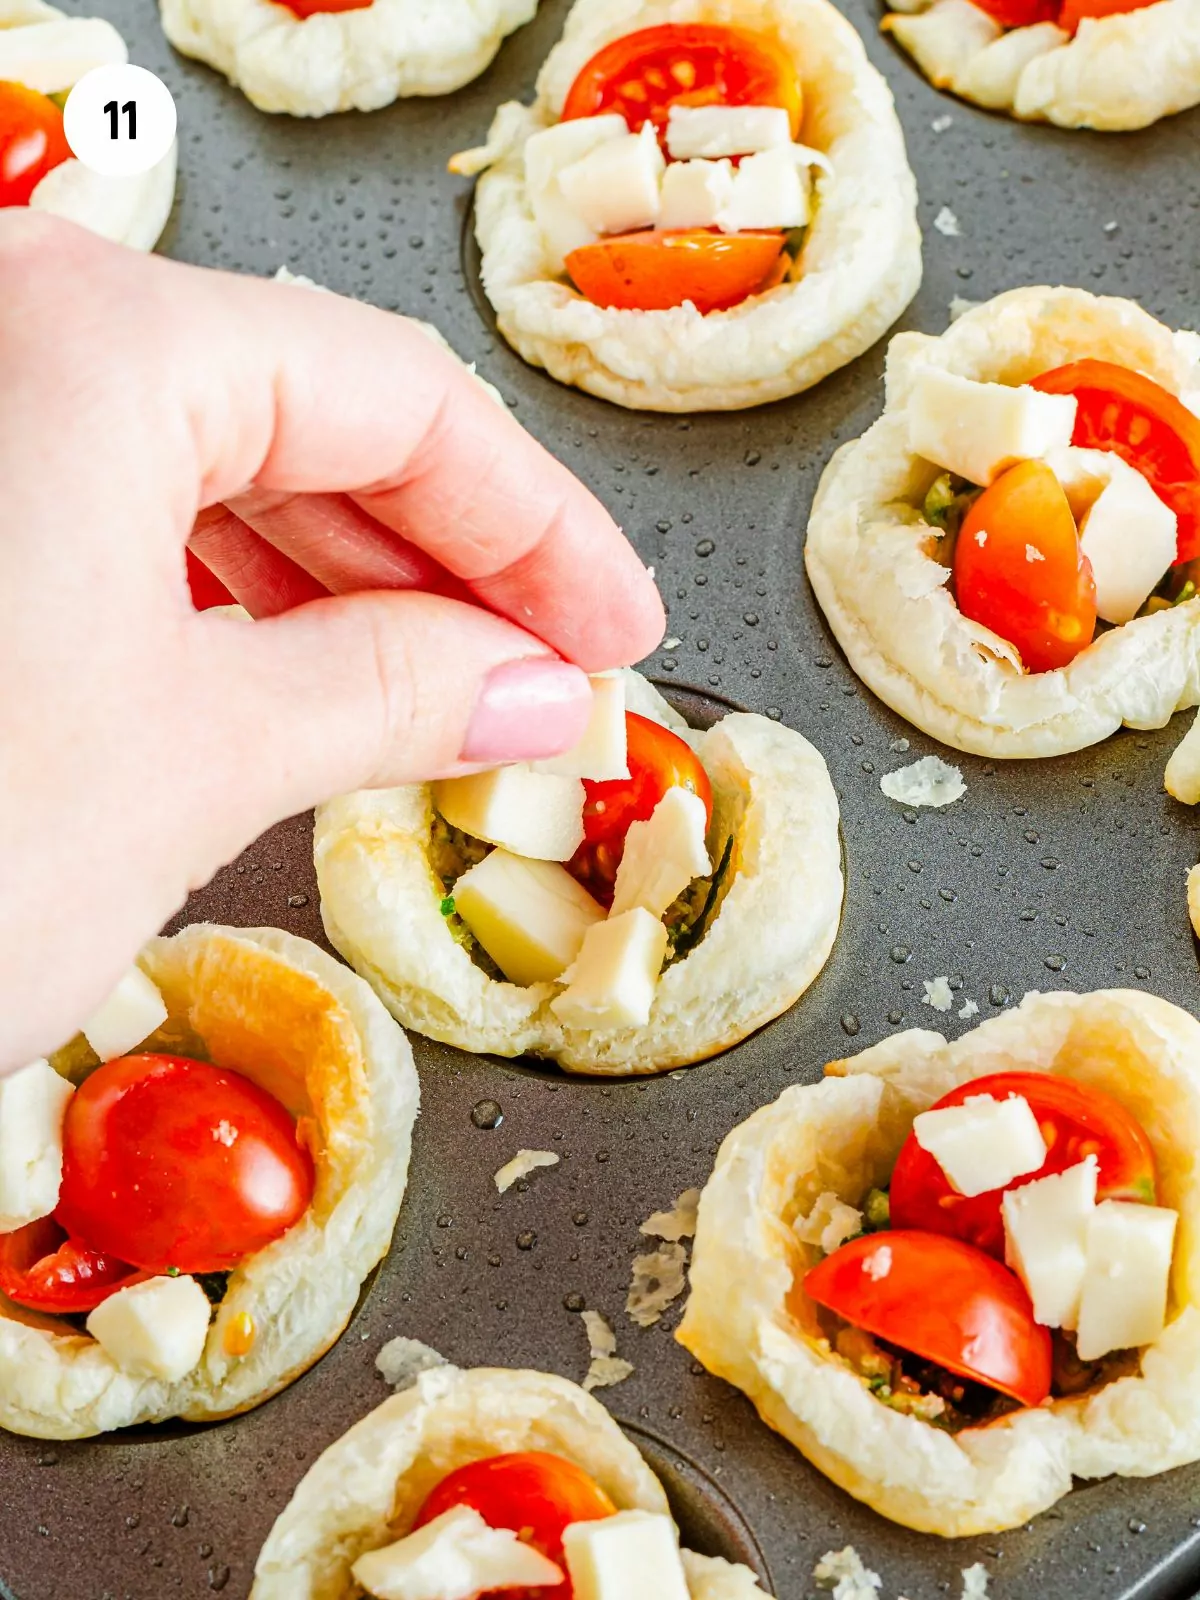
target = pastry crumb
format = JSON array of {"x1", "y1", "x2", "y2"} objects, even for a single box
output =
[
  {"x1": 880, "y1": 756, "x2": 966, "y2": 809},
  {"x1": 494, "y1": 1150, "x2": 560, "y2": 1194},
  {"x1": 934, "y1": 206, "x2": 960, "y2": 237},
  {"x1": 961, "y1": 1565, "x2": 990, "y2": 1600},
  {"x1": 640, "y1": 1189, "x2": 701, "y2": 1242},
  {"x1": 375, "y1": 1337, "x2": 449, "y2": 1391},
  {"x1": 814, "y1": 1546, "x2": 882, "y2": 1598},
  {"x1": 958, "y1": 999, "x2": 979, "y2": 1020},
  {"x1": 626, "y1": 1242, "x2": 689, "y2": 1329},
  {"x1": 581, "y1": 1310, "x2": 633, "y2": 1392},
  {"x1": 923, "y1": 976, "x2": 954, "y2": 1013}
]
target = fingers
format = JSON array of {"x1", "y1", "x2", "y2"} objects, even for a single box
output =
[
  {"x1": 190, "y1": 506, "x2": 329, "y2": 618},
  {"x1": 193, "y1": 592, "x2": 594, "y2": 838}
]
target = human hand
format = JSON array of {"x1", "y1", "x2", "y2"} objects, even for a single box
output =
[{"x1": 0, "y1": 213, "x2": 664, "y2": 1072}]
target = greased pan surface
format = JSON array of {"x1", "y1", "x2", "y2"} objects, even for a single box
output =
[{"x1": 3, "y1": 1, "x2": 1200, "y2": 1596}]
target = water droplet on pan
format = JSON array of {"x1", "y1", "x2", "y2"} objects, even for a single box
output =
[{"x1": 471, "y1": 1100, "x2": 503, "y2": 1130}]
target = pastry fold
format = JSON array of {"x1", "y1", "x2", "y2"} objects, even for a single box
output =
[{"x1": 678, "y1": 990, "x2": 1200, "y2": 1536}]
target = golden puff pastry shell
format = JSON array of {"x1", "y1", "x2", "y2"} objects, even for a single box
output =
[
  {"x1": 678, "y1": 988, "x2": 1200, "y2": 1536},
  {"x1": 0, "y1": 924, "x2": 419, "y2": 1440},
  {"x1": 314, "y1": 674, "x2": 844, "y2": 1077},
  {"x1": 805, "y1": 286, "x2": 1200, "y2": 758},
  {"x1": 250, "y1": 1365, "x2": 770, "y2": 1598},
  {"x1": 459, "y1": 0, "x2": 922, "y2": 412},
  {"x1": 159, "y1": 0, "x2": 538, "y2": 116}
]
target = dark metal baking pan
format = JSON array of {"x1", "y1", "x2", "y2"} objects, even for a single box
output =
[{"x1": 4, "y1": 0, "x2": 1200, "y2": 1594}]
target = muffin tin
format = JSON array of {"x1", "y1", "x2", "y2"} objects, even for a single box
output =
[{"x1": 4, "y1": 2, "x2": 1200, "y2": 1596}]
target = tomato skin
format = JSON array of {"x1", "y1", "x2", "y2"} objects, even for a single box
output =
[
  {"x1": 891, "y1": 1071, "x2": 1157, "y2": 1260},
  {"x1": 953, "y1": 459, "x2": 1097, "y2": 674},
  {"x1": 274, "y1": 0, "x2": 372, "y2": 15},
  {"x1": 561, "y1": 23, "x2": 803, "y2": 143},
  {"x1": 1032, "y1": 360, "x2": 1200, "y2": 564},
  {"x1": 0, "y1": 81, "x2": 72, "y2": 208},
  {"x1": 806, "y1": 1231, "x2": 1052, "y2": 1408},
  {"x1": 0, "y1": 1216, "x2": 145, "y2": 1315},
  {"x1": 413, "y1": 1452, "x2": 617, "y2": 1598},
  {"x1": 972, "y1": 0, "x2": 1060, "y2": 22},
  {"x1": 566, "y1": 228, "x2": 787, "y2": 315},
  {"x1": 56, "y1": 1055, "x2": 314, "y2": 1275},
  {"x1": 568, "y1": 713, "x2": 713, "y2": 902}
]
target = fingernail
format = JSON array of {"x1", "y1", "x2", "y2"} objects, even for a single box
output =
[{"x1": 462, "y1": 657, "x2": 592, "y2": 765}]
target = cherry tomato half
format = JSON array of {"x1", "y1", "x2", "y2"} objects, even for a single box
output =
[
  {"x1": 891, "y1": 1071, "x2": 1157, "y2": 1260},
  {"x1": 56, "y1": 1055, "x2": 314, "y2": 1275},
  {"x1": 972, "y1": 0, "x2": 1060, "y2": 23},
  {"x1": 806, "y1": 1230, "x2": 1052, "y2": 1408},
  {"x1": 274, "y1": 0, "x2": 371, "y2": 15},
  {"x1": 561, "y1": 23, "x2": 803, "y2": 144},
  {"x1": 186, "y1": 548, "x2": 236, "y2": 611},
  {"x1": 1032, "y1": 359, "x2": 1200, "y2": 564},
  {"x1": 414, "y1": 1451, "x2": 616, "y2": 1598},
  {"x1": 568, "y1": 712, "x2": 713, "y2": 902},
  {"x1": 566, "y1": 228, "x2": 787, "y2": 315},
  {"x1": 952, "y1": 459, "x2": 1097, "y2": 674},
  {"x1": 0, "y1": 1216, "x2": 144, "y2": 1316},
  {"x1": 0, "y1": 81, "x2": 71, "y2": 209}
]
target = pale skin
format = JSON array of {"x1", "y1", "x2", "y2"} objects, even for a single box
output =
[{"x1": 0, "y1": 213, "x2": 665, "y2": 1073}]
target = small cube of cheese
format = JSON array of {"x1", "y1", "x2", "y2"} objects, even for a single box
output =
[
  {"x1": 82, "y1": 965, "x2": 169, "y2": 1062},
  {"x1": 86, "y1": 1275, "x2": 211, "y2": 1382},
  {"x1": 0, "y1": 1060, "x2": 74, "y2": 1232},
  {"x1": 434, "y1": 767, "x2": 584, "y2": 863},
  {"x1": 610, "y1": 788, "x2": 711, "y2": 919},
  {"x1": 524, "y1": 114, "x2": 628, "y2": 271},
  {"x1": 453, "y1": 851, "x2": 605, "y2": 988},
  {"x1": 1044, "y1": 449, "x2": 1176, "y2": 624},
  {"x1": 907, "y1": 367, "x2": 1078, "y2": 487},
  {"x1": 913, "y1": 1093, "x2": 1047, "y2": 1198},
  {"x1": 0, "y1": 18, "x2": 127, "y2": 96},
  {"x1": 562, "y1": 1511, "x2": 691, "y2": 1600},
  {"x1": 718, "y1": 147, "x2": 812, "y2": 234},
  {"x1": 1076, "y1": 1200, "x2": 1178, "y2": 1361},
  {"x1": 659, "y1": 158, "x2": 735, "y2": 231},
  {"x1": 665, "y1": 104, "x2": 792, "y2": 160},
  {"x1": 558, "y1": 122, "x2": 664, "y2": 238},
  {"x1": 551, "y1": 909, "x2": 668, "y2": 1030},
  {"x1": 533, "y1": 673, "x2": 629, "y2": 782},
  {"x1": 352, "y1": 1506, "x2": 564, "y2": 1600},
  {"x1": 1002, "y1": 1157, "x2": 1097, "y2": 1329}
]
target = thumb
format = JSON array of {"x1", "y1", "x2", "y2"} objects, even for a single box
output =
[{"x1": 190, "y1": 591, "x2": 593, "y2": 851}]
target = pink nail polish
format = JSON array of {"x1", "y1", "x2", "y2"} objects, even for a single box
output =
[{"x1": 462, "y1": 658, "x2": 592, "y2": 765}]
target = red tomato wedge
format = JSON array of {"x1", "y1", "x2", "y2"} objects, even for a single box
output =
[
  {"x1": 186, "y1": 548, "x2": 236, "y2": 611},
  {"x1": 566, "y1": 228, "x2": 787, "y2": 314},
  {"x1": 1058, "y1": 0, "x2": 1159, "y2": 28},
  {"x1": 891, "y1": 1071, "x2": 1157, "y2": 1260},
  {"x1": 568, "y1": 712, "x2": 713, "y2": 903},
  {"x1": 561, "y1": 23, "x2": 803, "y2": 144},
  {"x1": 806, "y1": 1231, "x2": 1052, "y2": 1408},
  {"x1": 414, "y1": 1451, "x2": 617, "y2": 1598},
  {"x1": 972, "y1": 0, "x2": 1060, "y2": 22},
  {"x1": 1031, "y1": 359, "x2": 1200, "y2": 564},
  {"x1": 0, "y1": 1216, "x2": 145, "y2": 1316},
  {"x1": 275, "y1": 0, "x2": 371, "y2": 15},
  {"x1": 0, "y1": 81, "x2": 71, "y2": 208},
  {"x1": 953, "y1": 459, "x2": 1097, "y2": 674},
  {"x1": 56, "y1": 1054, "x2": 314, "y2": 1275}
]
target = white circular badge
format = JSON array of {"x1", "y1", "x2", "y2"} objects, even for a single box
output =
[{"x1": 63, "y1": 64, "x2": 177, "y2": 179}]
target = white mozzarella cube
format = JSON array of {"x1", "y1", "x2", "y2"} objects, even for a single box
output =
[
  {"x1": 0, "y1": 1060, "x2": 74, "y2": 1233},
  {"x1": 610, "y1": 788, "x2": 711, "y2": 919},
  {"x1": 562, "y1": 1511, "x2": 691, "y2": 1600},
  {"x1": 453, "y1": 851, "x2": 605, "y2": 988},
  {"x1": 1002, "y1": 1157, "x2": 1097, "y2": 1329},
  {"x1": 557, "y1": 122, "x2": 664, "y2": 238},
  {"x1": 81, "y1": 965, "x2": 169, "y2": 1062},
  {"x1": 1043, "y1": 448, "x2": 1177, "y2": 624},
  {"x1": 533, "y1": 673, "x2": 629, "y2": 782},
  {"x1": 1076, "y1": 1200, "x2": 1178, "y2": 1361},
  {"x1": 913, "y1": 1093, "x2": 1047, "y2": 1198},
  {"x1": 0, "y1": 17, "x2": 127, "y2": 95},
  {"x1": 666, "y1": 104, "x2": 792, "y2": 160},
  {"x1": 551, "y1": 909, "x2": 669, "y2": 1030},
  {"x1": 434, "y1": 767, "x2": 584, "y2": 863},
  {"x1": 524, "y1": 114, "x2": 628, "y2": 272},
  {"x1": 86, "y1": 1275, "x2": 211, "y2": 1382},
  {"x1": 659, "y1": 158, "x2": 735, "y2": 230},
  {"x1": 352, "y1": 1506, "x2": 564, "y2": 1600},
  {"x1": 907, "y1": 367, "x2": 1079, "y2": 487},
  {"x1": 717, "y1": 147, "x2": 811, "y2": 234}
]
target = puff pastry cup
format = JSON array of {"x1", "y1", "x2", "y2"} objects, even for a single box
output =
[
  {"x1": 160, "y1": 0, "x2": 537, "y2": 116},
  {"x1": 314, "y1": 674, "x2": 844, "y2": 1077},
  {"x1": 0, "y1": 924, "x2": 419, "y2": 1440},
  {"x1": 251, "y1": 1364, "x2": 769, "y2": 1597},
  {"x1": 884, "y1": 0, "x2": 1200, "y2": 131},
  {"x1": 805, "y1": 286, "x2": 1200, "y2": 759},
  {"x1": 455, "y1": 0, "x2": 922, "y2": 412},
  {"x1": 678, "y1": 989, "x2": 1200, "y2": 1536},
  {"x1": 0, "y1": 0, "x2": 177, "y2": 248}
]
